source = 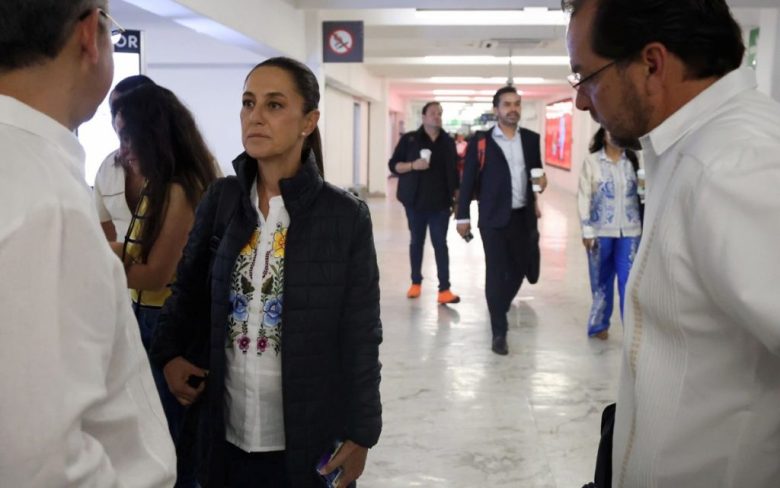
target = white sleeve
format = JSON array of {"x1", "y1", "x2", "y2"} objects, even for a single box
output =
[
  {"x1": 93, "y1": 154, "x2": 113, "y2": 223},
  {"x1": 577, "y1": 155, "x2": 596, "y2": 239},
  {"x1": 689, "y1": 148, "x2": 780, "y2": 354},
  {"x1": 0, "y1": 204, "x2": 176, "y2": 487}
]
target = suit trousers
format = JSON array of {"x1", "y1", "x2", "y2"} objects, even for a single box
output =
[{"x1": 479, "y1": 206, "x2": 535, "y2": 338}]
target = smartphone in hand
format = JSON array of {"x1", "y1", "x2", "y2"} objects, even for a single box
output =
[{"x1": 316, "y1": 440, "x2": 344, "y2": 488}]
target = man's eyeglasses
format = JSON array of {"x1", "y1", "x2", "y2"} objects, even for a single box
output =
[
  {"x1": 78, "y1": 8, "x2": 126, "y2": 45},
  {"x1": 567, "y1": 60, "x2": 617, "y2": 91}
]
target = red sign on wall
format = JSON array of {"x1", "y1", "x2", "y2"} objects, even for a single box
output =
[
  {"x1": 545, "y1": 99, "x2": 574, "y2": 171},
  {"x1": 323, "y1": 21, "x2": 364, "y2": 63}
]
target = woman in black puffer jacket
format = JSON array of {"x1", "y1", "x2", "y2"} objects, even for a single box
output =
[{"x1": 150, "y1": 57, "x2": 382, "y2": 488}]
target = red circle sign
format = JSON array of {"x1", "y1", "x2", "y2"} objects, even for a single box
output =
[{"x1": 328, "y1": 29, "x2": 354, "y2": 55}]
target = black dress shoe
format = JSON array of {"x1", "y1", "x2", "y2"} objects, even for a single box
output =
[{"x1": 491, "y1": 336, "x2": 508, "y2": 355}]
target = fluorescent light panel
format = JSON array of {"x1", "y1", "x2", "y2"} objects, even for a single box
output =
[
  {"x1": 428, "y1": 76, "x2": 547, "y2": 84},
  {"x1": 423, "y1": 56, "x2": 570, "y2": 66},
  {"x1": 413, "y1": 9, "x2": 567, "y2": 26}
]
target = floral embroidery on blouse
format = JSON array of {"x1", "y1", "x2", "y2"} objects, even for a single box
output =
[{"x1": 227, "y1": 222, "x2": 286, "y2": 356}]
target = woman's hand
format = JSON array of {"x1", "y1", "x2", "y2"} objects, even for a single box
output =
[
  {"x1": 163, "y1": 356, "x2": 208, "y2": 406},
  {"x1": 318, "y1": 440, "x2": 369, "y2": 488},
  {"x1": 109, "y1": 241, "x2": 124, "y2": 258},
  {"x1": 582, "y1": 238, "x2": 596, "y2": 251}
]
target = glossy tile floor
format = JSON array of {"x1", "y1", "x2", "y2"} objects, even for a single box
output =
[{"x1": 359, "y1": 181, "x2": 624, "y2": 487}]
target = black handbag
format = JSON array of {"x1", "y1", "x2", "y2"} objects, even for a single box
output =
[{"x1": 583, "y1": 403, "x2": 616, "y2": 488}]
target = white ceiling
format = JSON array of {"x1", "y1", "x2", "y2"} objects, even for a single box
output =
[{"x1": 112, "y1": 0, "x2": 775, "y2": 105}]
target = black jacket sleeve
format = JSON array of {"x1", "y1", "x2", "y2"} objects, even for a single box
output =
[
  {"x1": 388, "y1": 133, "x2": 411, "y2": 175},
  {"x1": 341, "y1": 200, "x2": 383, "y2": 448},
  {"x1": 149, "y1": 179, "x2": 224, "y2": 370},
  {"x1": 526, "y1": 130, "x2": 543, "y2": 169},
  {"x1": 455, "y1": 135, "x2": 481, "y2": 220}
]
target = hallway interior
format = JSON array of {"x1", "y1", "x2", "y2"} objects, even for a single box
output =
[{"x1": 362, "y1": 180, "x2": 623, "y2": 487}]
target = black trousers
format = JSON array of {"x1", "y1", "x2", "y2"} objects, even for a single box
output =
[
  {"x1": 479, "y1": 207, "x2": 535, "y2": 338},
  {"x1": 224, "y1": 442, "x2": 290, "y2": 488}
]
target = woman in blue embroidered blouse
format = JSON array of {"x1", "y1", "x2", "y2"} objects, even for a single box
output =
[{"x1": 577, "y1": 128, "x2": 642, "y2": 339}]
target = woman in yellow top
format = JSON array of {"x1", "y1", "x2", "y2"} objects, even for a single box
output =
[{"x1": 110, "y1": 84, "x2": 219, "y2": 488}]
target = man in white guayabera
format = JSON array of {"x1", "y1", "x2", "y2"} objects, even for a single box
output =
[
  {"x1": 564, "y1": 0, "x2": 780, "y2": 486},
  {"x1": 0, "y1": 1, "x2": 176, "y2": 486}
]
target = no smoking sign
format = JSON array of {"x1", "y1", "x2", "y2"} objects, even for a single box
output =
[{"x1": 323, "y1": 21, "x2": 364, "y2": 63}]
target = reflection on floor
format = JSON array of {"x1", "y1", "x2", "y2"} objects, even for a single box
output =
[{"x1": 360, "y1": 181, "x2": 623, "y2": 487}]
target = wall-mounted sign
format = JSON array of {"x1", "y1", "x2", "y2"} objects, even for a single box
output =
[
  {"x1": 544, "y1": 99, "x2": 573, "y2": 171},
  {"x1": 114, "y1": 29, "x2": 141, "y2": 54},
  {"x1": 323, "y1": 21, "x2": 364, "y2": 63}
]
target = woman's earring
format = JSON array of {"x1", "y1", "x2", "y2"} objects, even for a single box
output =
[{"x1": 301, "y1": 132, "x2": 307, "y2": 137}]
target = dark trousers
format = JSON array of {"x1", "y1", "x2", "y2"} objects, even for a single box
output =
[
  {"x1": 479, "y1": 207, "x2": 534, "y2": 338},
  {"x1": 405, "y1": 207, "x2": 452, "y2": 291},
  {"x1": 224, "y1": 443, "x2": 290, "y2": 487},
  {"x1": 136, "y1": 305, "x2": 197, "y2": 488}
]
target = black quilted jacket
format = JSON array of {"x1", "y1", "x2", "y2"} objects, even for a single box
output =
[{"x1": 150, "y1": 151, "x2": 383, "y2": 487}]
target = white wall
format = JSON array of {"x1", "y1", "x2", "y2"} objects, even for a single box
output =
[
  {"x1": 323, "y1": 86, "x2": 356, "y2": 188},
  {"x1": 755, "y1": 8, "x2": 779, "y2": 99},
  {"x1": 111, "y1": 1, "x2": 264, "y2": 175},
  {"x1": 147, "y1": 66, "x2": 252, "y2": 175},
  {"x1": 143, "y1": 0, "x2": 307, "y2": 59},
  {"x1": 324, "y1": 64, "x2": 390, "y2": 196}
]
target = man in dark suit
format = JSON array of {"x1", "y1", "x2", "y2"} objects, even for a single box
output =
[
  {"x1": 389, "y1": 101, "x2": 461, "y2": 305},
  {"x1": 456, "y1": 86, "x2": 547, "y2": 355}
]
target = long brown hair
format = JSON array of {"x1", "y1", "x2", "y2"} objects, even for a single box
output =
[{"x1": 113, "y1": 84, "x2": 218, "y2": 260}]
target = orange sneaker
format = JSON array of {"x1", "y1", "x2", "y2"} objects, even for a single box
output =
[
  {"x1": 407, "y1": 284, "x2": 422, "y2": 299},
  {"x1": 437, "y1": 289, "x2": 460, "y2": 304}
]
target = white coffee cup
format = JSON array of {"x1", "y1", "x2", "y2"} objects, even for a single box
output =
[
  {"x1": 419, "y1": 149, "x2": 432, "y2": 162},
  {"x1": 531, "y1": 168, "x2": 545, "y2": 192}
]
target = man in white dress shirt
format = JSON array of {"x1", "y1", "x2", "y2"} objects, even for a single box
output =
[
  {"x1": 564, "y1": 0, "x2": 780, "y2": 486},
  {"x1": 0, "y1": 1, "x2": 176, "y2": 486}
]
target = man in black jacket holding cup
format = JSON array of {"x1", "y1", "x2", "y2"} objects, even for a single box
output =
[{"x1": 389, "y1": 101, "x2": 461, "y2": 305}]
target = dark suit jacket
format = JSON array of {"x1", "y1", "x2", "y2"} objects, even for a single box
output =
[{"x1": 456, "y1": 127, "x2": 543, "y2": 228}]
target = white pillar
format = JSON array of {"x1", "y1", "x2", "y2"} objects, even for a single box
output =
[{"x1": 755, "y1": 8, "x2": 779, "y2": 100}]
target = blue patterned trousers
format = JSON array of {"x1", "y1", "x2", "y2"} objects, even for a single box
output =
[{"x1": 586, "y1": 236, "x2": 640, "y2": 336}]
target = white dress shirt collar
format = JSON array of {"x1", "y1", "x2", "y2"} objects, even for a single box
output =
[
  {"x1": 0, "y1": 95, "x2": 85, "y2": 176},
  {"x1": 492, "y1": 123, "x2": 518, "y2": 141},
  {"x1": 641, "y1": 67, "x2": 757, "y2": 158}
]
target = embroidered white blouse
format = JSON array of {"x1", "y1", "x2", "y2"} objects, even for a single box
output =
[
  {"x1": 224, "y1": 180, "x2": 288, "y2": 452},
  {"x1": 577, "y1": 149, "x2": 642, "y2": 239}
]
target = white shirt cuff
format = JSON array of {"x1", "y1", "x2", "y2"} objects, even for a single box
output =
[
  {"x1": 582, "y1": 226, "x2": 596, "y2": 239},
  {"x1": 456, "y1": 219, "x2": 471, "y2": 225}
]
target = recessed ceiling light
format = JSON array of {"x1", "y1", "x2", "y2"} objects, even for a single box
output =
[{"x1": 433, "y1": 89, "x2": 477, "y2": 95}]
